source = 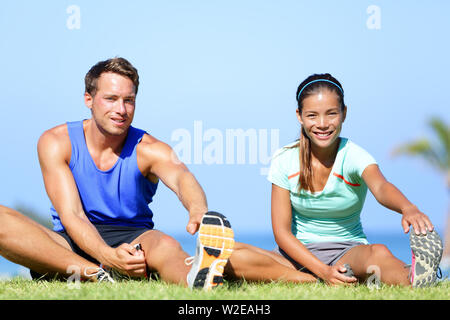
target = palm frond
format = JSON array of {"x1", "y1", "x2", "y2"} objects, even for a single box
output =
[
  {"x1": 392, "y1": 138, "x2": 446, "y2": 173},
  {"x1": 429, "y1": 117, "x2": 450, "y2": 169}
]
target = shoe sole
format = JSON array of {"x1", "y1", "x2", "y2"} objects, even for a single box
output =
[
  {"x1": 192, "y1": 211, "x2": 235, "y2": 290},
  {"x1": 409, "y1": 230, "x2": 443, "y2": 288}
]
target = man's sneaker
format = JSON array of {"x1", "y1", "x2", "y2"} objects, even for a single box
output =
[
  {"x1": 84, "y1": 267, "x2": 115, "y2": 283},
  {"x1": 409, "y1": 229, "x2": 443, "y2": 288},
  {"x1": 186, "y1": 211, "x2": 235, "y2": 290},
  {"x1": 104, "y1": 267, "x2": 132, "y2": 281}
]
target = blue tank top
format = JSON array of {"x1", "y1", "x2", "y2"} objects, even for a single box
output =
[{"x1": 51, "y1": 120, "x2": 158, "y2": 232}]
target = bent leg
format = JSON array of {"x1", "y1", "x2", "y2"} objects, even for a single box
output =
[
  {"x1": 225, "y1": 242, "x2": 317, "y2": 283},
  {"x1": 132, "y1": 230, "x2": 191, "y2": 286},
  {"x1": 0, "y1": 205, "x2": 100, "y2": 280},
  {"x1": 335, "y1": 244, "x2": 410, "y2": 286}
]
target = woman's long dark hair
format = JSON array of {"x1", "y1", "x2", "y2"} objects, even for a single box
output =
[{"x1": 294, "y1": 73, "x2": 345, "y2": 192}]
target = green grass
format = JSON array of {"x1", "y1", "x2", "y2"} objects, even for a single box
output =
[{"x1": 0, "y1": 278, "x2": 449, "y2": 300}]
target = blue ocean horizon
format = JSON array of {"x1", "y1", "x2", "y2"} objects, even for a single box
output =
[
  {"x1": 1, "y1": 230, "x2": 447, "y2": 280},
  {"x1": 178, "y1": 230, "x2": 416, "y2": 264}
]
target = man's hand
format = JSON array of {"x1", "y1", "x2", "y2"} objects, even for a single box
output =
[
  {"x1": 103, "y1": 243, "x2": 147, "y2": 277},
  {"x1": 186, "y1": 211, "x2": 204, "y2": 235}
]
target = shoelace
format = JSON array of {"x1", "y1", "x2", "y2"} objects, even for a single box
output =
[
  {"x1": 185, "y1": 256, "x2": 195, "y2": 266},
  {"x1": 437, "y1": 267, "x2": 443, "y2": 279},
  {"x1": 84, "y1": 267, "x2": 115, "y2": 283},
  {"x1": 185, "y1": 256, "x2": 227, "y2": 275}
]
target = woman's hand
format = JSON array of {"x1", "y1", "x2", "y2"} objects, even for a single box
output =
[
  {"x1": 317, "y1": 264, "x2": 357, "y2": 285},
  {"x1": 401, "y1": 205, "x2": 434, "y2": 235}
]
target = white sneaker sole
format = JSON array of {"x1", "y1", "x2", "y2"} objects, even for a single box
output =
[
  {"x1": 189, "y1": 212, "x2": 235, "y2": 290},
  {"x1": 410, "y1": 230, "x2": 443, "y2": 288}
]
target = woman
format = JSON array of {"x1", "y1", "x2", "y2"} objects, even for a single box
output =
[{"x1": 268, "y1": 73, "x2": 443, "y2": 287}]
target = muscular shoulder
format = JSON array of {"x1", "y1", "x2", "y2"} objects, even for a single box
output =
[
  {"x1": 136, "y1": 133, "x2": 181, "y2": 177},
  {"x1": 137, "y1": 133, "x2": 173, "y2": 157},
  {"x1": 37, "y1": 123, "x2": 72, "y2": 164}
]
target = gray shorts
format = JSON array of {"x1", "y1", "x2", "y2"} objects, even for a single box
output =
[{"x1": 275, "y1": 241, "x2": 365, "y2": 273}]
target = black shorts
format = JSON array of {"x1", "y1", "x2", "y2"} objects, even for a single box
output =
[{"x1": 30, "y1": 224, "x2": 151, "y2": 280}]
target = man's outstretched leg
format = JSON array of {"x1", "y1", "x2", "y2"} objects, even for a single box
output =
[
  {"x1": 132, "y1": 229, "x2": 191, "y2": 285},
  {"x1": 0, "y1": 205, "x2": 105, "y2": 281},
  {"x1": 132, "y1": 211, "x2": 316, "y2": 287},
  {"x1": 225, "y1": 242, "x2": 317, "y2": 283},
  {"x1": 133, "y1": 211, "x2": 234, "y2": 290}
]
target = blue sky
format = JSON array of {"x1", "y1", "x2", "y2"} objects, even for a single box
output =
[{"x1": 0, "y1": 0, "x2": 448, "y2": 243}]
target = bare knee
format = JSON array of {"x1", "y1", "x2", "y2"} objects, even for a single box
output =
[
  {"x1": 363, "y1": 244, "x2": 395, "y2": 270},
  {"x1": 0, "y1": 205, "x2": 15, "y2": 218},
  {"x1": 0, "y1": 206, "x2": 23, "y2": 237},
  {"x1": 0, "y1": 205, "x2": 28, "y2": 222},
  {"x1": 226, "y1": 247, "x2": 252, "y2": 276},
  {"x1": 152, "y1": 234, "x2": 183, "y2": 255},
  {"x1": 232, "y1": 241, "x2": 251, "y2": 251},
  {"x1": 230, "y1": 246, "x2": 250, "y2": 261},
  {"x1": 369, "y1": 244, "x2": 393, "y2": 258},
  {"x1": 140, "y1": 233, "x2": 186, "y2": 272},
  {"x1": 227, "y1": 242, "x2": 249, "y2": 265}
]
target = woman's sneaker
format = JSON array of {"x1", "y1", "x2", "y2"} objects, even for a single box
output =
[
  {"x1": 186, "y1": 211, "x2": 235, "y2": 290},
  {"x1": 409, "y1": 229, "x2": 443, "y2": 288}
]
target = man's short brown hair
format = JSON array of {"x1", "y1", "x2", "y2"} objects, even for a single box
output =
[{"x1": 85, "y1": 57, "x2": 139, "y2": 97}]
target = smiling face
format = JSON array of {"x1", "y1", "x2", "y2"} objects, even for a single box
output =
[
  {"x1": 84, "y1": 72, "x2": 136, "y2": 137},
  {"x1": 297, "y1": 89, "x2": 346, "y2": 152}
]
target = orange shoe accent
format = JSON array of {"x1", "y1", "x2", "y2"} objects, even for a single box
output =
[{"x1": 187, "y1": 211, "x2": 235, "y2": 290}]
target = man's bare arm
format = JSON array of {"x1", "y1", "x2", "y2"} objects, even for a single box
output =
[
  {"x1": 138, "y1": 136, "x2": 208, "y2": 234},
  {"x1": 37, "y1": 126, "x2": 145, "y2": 274}
]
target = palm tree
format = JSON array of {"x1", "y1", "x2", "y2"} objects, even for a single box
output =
[{"x1": 392, "y1": 116, "x2": 450, "y2": 266}]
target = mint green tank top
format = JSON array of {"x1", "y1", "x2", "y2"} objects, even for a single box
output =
[{"x1": 268, "y1": 138, "x2": 376, "y2": 244}]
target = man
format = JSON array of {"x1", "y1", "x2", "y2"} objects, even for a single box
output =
[{"x1": 0, "y1": 57, "x2": 317, "y2": 289}]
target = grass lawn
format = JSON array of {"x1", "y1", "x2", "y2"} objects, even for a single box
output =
[{"x1": 0, "y1": 278, "x2": 449, "y2": 300}]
